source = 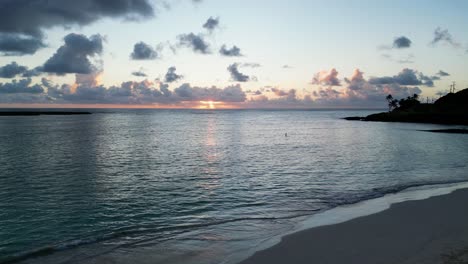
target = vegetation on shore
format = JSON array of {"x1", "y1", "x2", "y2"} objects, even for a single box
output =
[{"x1": 345, "y1": 88, "x2": 468, "y2": 125}]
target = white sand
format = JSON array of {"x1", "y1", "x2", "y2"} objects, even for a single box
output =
[{"x1": 240, "y1": 188, "x2": 468, "y2": 264}]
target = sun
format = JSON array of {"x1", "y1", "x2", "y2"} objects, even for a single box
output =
[{"x1": 199, "y1": 101, "x2": 220, "y2": 109}]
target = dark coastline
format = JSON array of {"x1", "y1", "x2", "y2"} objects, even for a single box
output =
[
  {"x1": 423, "y1": 129, "x2": 468, "y2": 134},
  {"x1": 0, "y1": 112, "x2": 92, "y2": 116},
  {"x1": 344, "y1": 88, "x2": 468, "y2": 126}
]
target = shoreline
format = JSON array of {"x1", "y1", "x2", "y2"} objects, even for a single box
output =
[
  {"x1": 7, "y1": 182, "x2": 468, "y2": 264},
  {"x1": 240, "y1": 184, "x2": 468, "y2": 264}
]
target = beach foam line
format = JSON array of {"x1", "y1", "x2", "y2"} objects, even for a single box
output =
[
  {"x1": 236, "y1": 180, "x2": 468, "y2": 263},
  {"x1": 0, "y1": 213, "x2": 324, "y2": 264},
  {"x1": 4, "y1": 180, "x2": 468, "y2": 264}
]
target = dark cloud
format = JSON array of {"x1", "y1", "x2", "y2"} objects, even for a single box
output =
[
  {"x1": 227, "y1": 63, "x2": 250, "y2": 82},
  {"x1": 177, "y1": 33, "x2": 210, "y2": 54},
  {"x1": 0, "y1": 62, "x2": 28, "y2": 78},
  {"x1": 0, "y1": 0, "x2": 154, "y2": 55},
  {"x1": 22, "y1": 66, "x2": 44, "y2": 77},
  {"x1": 0, "y1": 62, "x2": 43, "y2": 78},
  {"x1": 203, "y1": 17, "x2": 220, "y2": 32},
  {"x1": 437, "y1": 70, "x2": 450, "y2": 77},
  {"x1": 393, "y1": 36, "x2": 412, "y2": 49},
  {"x1": 132, "y1": 70, "x2": 147, "y2": 77},
  {"x1": 0, "y1": 78, "x2": 44, "y2": 94},
  {"x1": 430, "y1": 27, "x2": 461, "y2": 48},
  {"x1": 418, "y1": 74, "x2": 434, "y2": 87},
  {"x1": 0, "y1": 34, "x2": 46, "y2": 56},
  {"x1": 42, "y1": 33, "x2": 104, "y2": 75},
  {"x1": 219, "y1": 45, "x2": 242, "y2": 57},
  {"x1": 130, "y1": 41, "x2": 159, "y2": 60},
  {"x1": 312, "y1": 68, "x2": 341, "y2": 86},
  {"x1": 368, "y1": 68, "x2": 435, "y2": 87},
  {"x1": 164, "y1": 66, "x2": 183, "y2": 83}
]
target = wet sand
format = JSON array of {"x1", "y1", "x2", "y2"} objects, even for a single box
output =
[{"x1": 241, "y1": 188, "x2": 468, "y2": 264}]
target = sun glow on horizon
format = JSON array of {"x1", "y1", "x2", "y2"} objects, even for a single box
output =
[{"x1": 198, "y1": 101, "x2": 221, "y2": 109}]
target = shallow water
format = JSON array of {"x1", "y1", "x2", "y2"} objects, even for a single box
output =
[{"x1": 0, "y1": 109, "x2": 467, "y2": 263}]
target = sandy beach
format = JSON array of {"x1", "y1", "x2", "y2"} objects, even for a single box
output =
[{"x1": 241, "y1": 188, "x2": 468, "y2": 264}]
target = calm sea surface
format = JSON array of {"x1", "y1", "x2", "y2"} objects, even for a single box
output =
[{"x1": 1, "y1": 110, "x2": 467, "y2": 263}]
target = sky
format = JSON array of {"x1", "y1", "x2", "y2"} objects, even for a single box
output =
[{"x1": 0, "y1": 0, "x2": 467, "y2": 109}]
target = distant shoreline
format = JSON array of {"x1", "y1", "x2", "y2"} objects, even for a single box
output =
[
  {"x1": 0, "y1": 111, "x2": 92, "y2": 116},
  {"x1": 423, "y1": 129, "x2": 468, "y2": 134},
  {"x1": 343, "y1": 115, "x2": 468, "y2": 127},
  {"x1": 343, "y1": 112, "x2": 468, "y2": 126},
  {"x1": 344, "y1": 88, "x2": 468, "y2": 126}
]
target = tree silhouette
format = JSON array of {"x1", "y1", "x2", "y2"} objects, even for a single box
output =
[
  {"x1": 397, "y1": 94, "x2": 420, "y2": 111},
  {"x1": 386, "y1": 94, "x2": 399, "y2": 112}
]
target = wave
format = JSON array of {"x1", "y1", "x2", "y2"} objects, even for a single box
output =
[{"x1": 3, "y1": 179, "x2": 468, "y2": 264}]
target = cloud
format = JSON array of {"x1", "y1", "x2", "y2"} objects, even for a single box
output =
[
  {"x1": 177, "y1": 33, "x2": 210, "y2": 54},
  {"x1": 203, "y1": 17, "x2": 220, "y2": 32},
  {"x1": 0, "y1": 34, "x2": 46, "y2": 56},
  {"x1": 271, "y1": 88, "x2": 298, "y2": 101},
  {"x1": 240, "y1": 63, "x2": 261, "y2": 68},
  {"x1": 430, "y1": 27, "x2": 461, "y2": 48},
  {"x1": 22, "y1": 66, "x2": 44, "y2": 77},
  {"x1": 75, "y1": 72, "x2": 103, "y2": 87},
  {"x1": 368, "y1": 68, "x2": 435, "y2": 87},
  {"x1": 246, "y1": 88, "x2": 316, "y2": 109},
  {"x1": 0, "y1": 78, "x2": 44, "y2": 94},
  {"x1": 0, "y1": 67, "x2": 448, "y2": 108},
  {"x1": 417, "y1": 74, "x2": 435, "y2": 87},
  {"x1": 164, "y1": 66, "x2": 183, "y2": 83},
  {"x1": 312, "y1": 87, "x2": 341, "y2": 99},
  {"x1": 130, "y1": 41, "x2": 159, "y2": 60},
  {"x1": 132, "y1": 70, "x2": 147, "y2": 77},
  {"x1": 0, "y1": 62, "x2": 28, "y2": 78},
  {"x1": 219, "y1": 45, "x2": 242, "y2": 57},
  {"x1": 312, "y1": 68, "x2": 341, "y2": 86},
  {"x1": 0, "y1": 77, "x2": 247, "y2": 105},
  {"x1": 381, "y1": 53, "x2": 415, "y2": 64},
  {"x1": 0, "y1": 62, "x2": 44, "y2": 78},
  {"x1": 437, "y1": 70, "x2": 450, "y2": 77},
  {"x1": 227, "y1": 63, "x2": 250, "y2": 82},
  {"x1": 174, "y1": 83, "x2": 246, "y2": 102},
  {"x1": 42, "y1": 33, "x2": 104, "y2": 75},
  {"x1": 393, "y1": 36, "x2": 412, "y2": 49},
  {"x1": 396, "y1": 54, "x2": 415, "y2": 64},
  {"x1": 312, "y1": 68, "x2": 423, "y2": 107},
  {"x1": 0, "y1": 0, "x2": 154, "y2": 55}
]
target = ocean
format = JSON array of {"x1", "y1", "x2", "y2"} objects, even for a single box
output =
[{"x1": 1, "y1": 109, "x2": 467, "y2": 264}]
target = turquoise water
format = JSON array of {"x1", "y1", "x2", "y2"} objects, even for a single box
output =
[{"x1": 1, "y1": 110, "x2": 467, "y2": 263}]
